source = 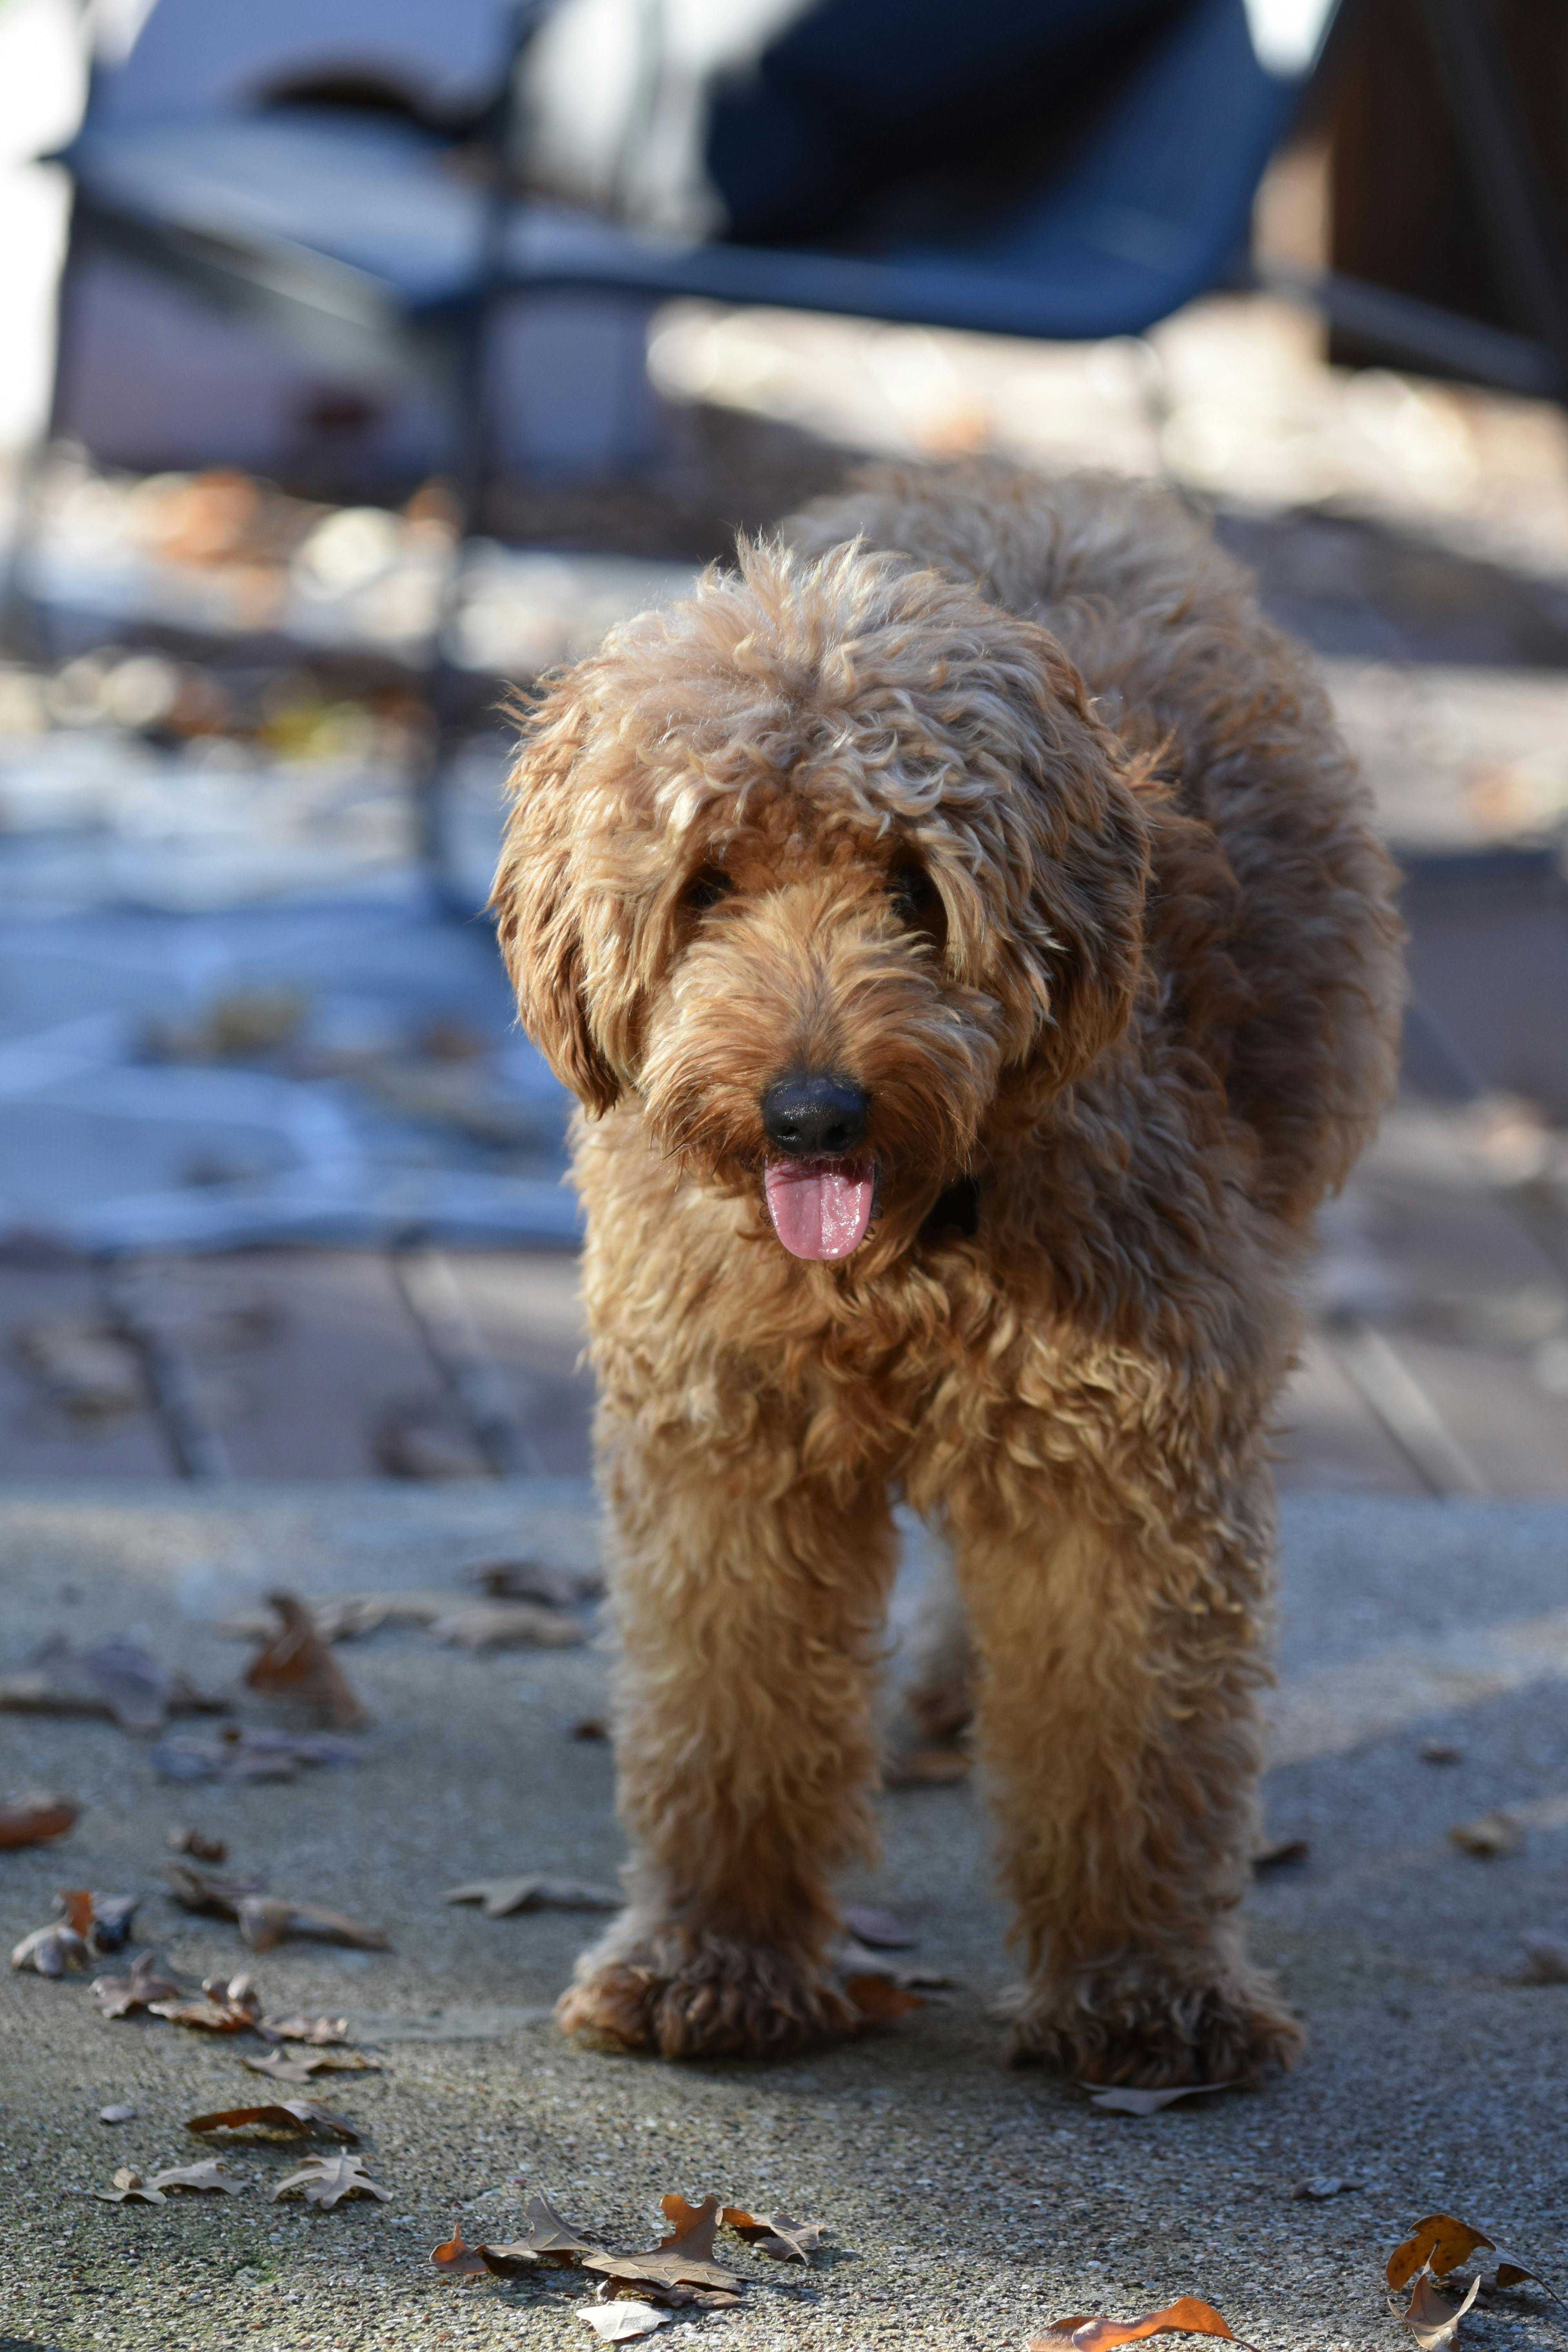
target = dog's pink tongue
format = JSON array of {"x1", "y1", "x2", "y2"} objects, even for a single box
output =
[{"x1": 764, "y1": 1159, "x2": 875, "y2": 1261}]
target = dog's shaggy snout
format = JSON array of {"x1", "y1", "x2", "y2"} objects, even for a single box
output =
[{"x1": 760, "y1": 1073, "x2": 870, "y2": 1160}]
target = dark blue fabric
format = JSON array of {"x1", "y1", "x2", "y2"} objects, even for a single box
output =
[
  {"x1": 61, "y1": 0, "x2": 1308, "y2": 350},
  {"x1": 708, "y1": 0, "x2": 1185, "y2": 244}
]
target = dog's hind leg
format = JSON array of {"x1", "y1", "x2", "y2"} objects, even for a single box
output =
[
  {"x1": 556, "y1": 1416, "x2": 900, "y2": 2061},
  {"x1": 945, "y1": 1464, "x2": 1305, "y2": 2089}
]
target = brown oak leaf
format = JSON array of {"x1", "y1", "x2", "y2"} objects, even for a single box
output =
[
  {"x1": 149, "y1": 1973, "x2": 264, "y2": 2033},
  {"x1": 1388, "y1": 2220, "x2": 1497, "y2": 2292},
  {"x1": 11, "y1": 1922, "x2": 91, "y2": 1976},
  {"x1": 245, "y1": 1592, "x2": 367, "y2": 1728},
  {"x1": 443, "y1": 1875, "x2": 620, "y2": 1920},
  {"x1": 581, "y1": 2195, "x2": 741, "y2": 2293},
  {"x1": 167, "y1": 1825, "x2": 227, "y2": 1862},
  {"x1": 92, "y1": 1951, "x2": 182, "y2": 2018},
  {"x1": 1448, "y1": 1811, "x2": 1524, "y2": 1860},
  {"x1": 1085, "y1": 2082, "x2": 1249, "y2": 2116},
  {"x1": 242, "y1": 2047, "x2": 374, "y2": 2084},
  {"x1": 187, "y1": 2099, "x2": 358, "y2": 2141},
  {"x1": 431, "y1": 2223, "x2": 492, "y2": 2278},
  {"x1": 1031, "y1": 2297, "x2": 1252, "y2": 2352},
  {"x1": 272, "y1": 2152, "x2": 389, "y2": 2207},
  {"x1": 0, "y1": 1791, "x2": 78, "y2": 1847},
  {"x1": 843, "y1": 1973, "x2": 923, "y2": 2021},
  {"x1": 720, "y1": 2205, "x2": 824, "y2": 2262},
  {"x1": 1399, "y1": 2270, "x2": 1481, "y2": 2351},
  {"x1": 235, "y1": 1895, "x2": 390, "y2": 1953},
  {"x1": 94, "y1": 2167, "x2": 165, "y2": 2204},
  {"x1": 426, "y1": 1601, "x2": 585, "y2": 1650}
]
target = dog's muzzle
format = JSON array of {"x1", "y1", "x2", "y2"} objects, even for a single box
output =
[{"x1": 760, "y1": 1073, "x2": 875, "y2": 1261}]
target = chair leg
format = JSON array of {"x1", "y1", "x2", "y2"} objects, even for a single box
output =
[
  {"x1": 415, "y1": 287, "x2": 501, "y2": 915},
  {"x1": 1417, "y1": 0, "x2": 1568, "y2": 376},
  {"x1": 0, "y1": 203, "x2": 89, "y2": 665}
]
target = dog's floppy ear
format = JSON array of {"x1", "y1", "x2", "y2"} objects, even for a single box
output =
[
  {"x1": 1027, "y1": 745, "x2": 1150, "y2": 1095},
  {"x1": 490, "y1": 682, "x2": 621, "y2": 1116},
  {"x1": 979, "y1": 628, "x2": 1152, "y2": 1118}
]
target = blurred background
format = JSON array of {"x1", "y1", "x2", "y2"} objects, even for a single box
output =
[{"x1": 0, "y1": 0, "x2": 1566, "y2": 1495}]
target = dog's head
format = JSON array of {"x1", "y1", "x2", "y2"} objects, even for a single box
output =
[{"x1": 492, "y1": 538, "x2": 1149, "y2": 1263}]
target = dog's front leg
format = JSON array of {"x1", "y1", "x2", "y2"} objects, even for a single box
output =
[
  {"x1": 556, "y1": 1419, "x2": 898, "y2": 2060},
  {"x1": 948, "y1": 1469, "x2": 1305, "y2": 2089}
]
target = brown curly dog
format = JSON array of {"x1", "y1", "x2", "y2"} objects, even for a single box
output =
[{"x1": 492, "y1": 459, "x2": 1403, "y2": 2086}]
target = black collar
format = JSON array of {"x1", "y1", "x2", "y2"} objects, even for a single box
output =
[{"x1": 918, "y1": 1175, "x2": 981, "y2": 1247}]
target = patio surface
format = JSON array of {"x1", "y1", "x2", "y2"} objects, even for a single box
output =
[{"x1": 2, "y1": 1480, "x2": 1567, "y2": 2352}]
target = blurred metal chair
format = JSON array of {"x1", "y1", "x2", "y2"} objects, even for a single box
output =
[{"x1": 23, "y1": 0, "x2": 1568, "y2": 892}]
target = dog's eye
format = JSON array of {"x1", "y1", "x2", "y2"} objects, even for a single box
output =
[
  {"x1": 888, "y1": 862, "x2": 945, "y2": 948},
  {"x1": 682, "y1": 866, "x2": 733, "y2": 915}
]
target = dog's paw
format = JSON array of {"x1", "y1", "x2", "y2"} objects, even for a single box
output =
[
  {"x1": 1005, "y1": 1960, "x2": 1305, "y2": 2088},
  {"x1": 555, "y1": 1924, "x2": 861, "y2": 2060}
]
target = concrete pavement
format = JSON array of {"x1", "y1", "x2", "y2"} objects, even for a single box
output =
[{"x1": 2, "y1": 1481, "x2": 1566, "y2": 2352}]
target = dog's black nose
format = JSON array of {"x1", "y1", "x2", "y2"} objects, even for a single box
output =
[{"x1": 760, "y1": 1073, "x2": 870, "y2": 1158}]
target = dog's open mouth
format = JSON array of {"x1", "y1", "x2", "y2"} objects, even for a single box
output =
[{"x1": 763, "y1": 1156, "x2": 877, "y2": 1261}]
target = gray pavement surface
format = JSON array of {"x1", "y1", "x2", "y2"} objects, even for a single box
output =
[{"x1": 2, "y1": 1482, "x2": 1567, "y2": 2352}]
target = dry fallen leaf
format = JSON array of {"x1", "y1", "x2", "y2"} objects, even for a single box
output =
[
  {"x1": 832, "y1": 1937, "x2": 955, "y2": 1990},
  {"x1": 470, "y1": 1557, "x2": 602, "y2": 1607},
  {"x1": 95, "y1": 2154, "x2": 245, "y2": 2201},
  {"x1": 255, "y1": 2012, "x2": 350, "y2": 2046},
  {"x1": 187, "y1": 2099, "x2": 359, "y2": 2142},
  {"x1": 167, "y1": 1826, "x2": 227, "y2": 1862},
  {"x1": 1388, "y1": 2219, "x2": 1497, "y2": 2292},
  {"x1": 579, "y1": 2303, "x2": 671, "y2": 2341},
  {"x1": 217, "y1": 1593, "x2": 448, "y2": 1644},
  {"x1": 273, "y1": 2152, "x2": 390, "y2": 2207},
  {"x1": 1472, "y1": 2254, "x2": 1564, "y2": 2299},
  {"x1": 1251, "y1": 1837, "x2": 1310, "y2": 1873},
  {"x1": 844, "y1": 1973, "x2": 924, "y2": 2021},
  {"x1": 1084, "y1": 2082, "x2": 1248, "y2": 2116},
  {"x1": 0, "y1": 1791, "x2": 78, "y2": 1848},
  {"x1": 0, "y1": 1634, "x2": 225, "y2": 1735},
  {"x1": 242, "y1": 2047, "x2": 374, "y2": 2084},
  {"x1": 11, "y1": 1922, "x2": 91, "y2": 1976},
  {"x1": 1291, "y1": 2176, "x2": 1363, "y2": 2200},
  {"x1": 152, "y1": 1728, "x2": 360, "y2": 1783},
  {"x1": 1517, "y1": 1933, "x2": 1568, "y2": 1984},
  {"x1": 164, "y1": 1860, "x2": 268, "y2": 1918},
  {"x1": 1388, "y1": 2216, "x2": 1563, "y2": 2305},
  {"x1": 426, "y1": 1600, "x2": 586, "y2": 1650},
  {"x1": 443, "y1": 1875, "x2": 620, "y2": 1920},
  {"x1": 472, "y1": 2191, "x2": 603, "y2": 2275},
  {"x1": 582, "y1": 2195, "x2": 741, "y2": 2293},
  {"x1": 149, "y1": 2159, "x2": 247, "y2": 2197},
  {"x1": 236, "y1": 1895, "x2": 390, "y2": 1953},
  {"x1": 1449, "y1": 1810, "x2": 1524, "y2": 1859},
  {"x1": 720, "y1": 2206, "x2": 825, "y2": 2262},
  {"x1": 508, "y1": 2192, "x2": 602, "y2": 2266},
  {"x1": 1400, "y1": 2270, "x2": 1481, "y2": 2351},
  {"x1": 431, "y1": 2223, "x2": 492, "y2": 2278},
  {"x1": 93, "y1": 1951, "x2": 182, "y2": 2018},
  {"x1": 245, "y1": 1591, "x2": 368, "y2": 1729},
  {"x1": 882, "y1": 1743, "x2": 971, "y2": 1786},
  {"x1": 1031, "y1": 2296, "x2": 1250, "y2": 2352},
  {"x1": 149, "y1": 1973, "x2": 264, "y2": 2033},
  {"x1": 840, "y1": 1904, "x2": 915, "y2": 1949},
  {"x1": 55, "y1": 1889, "x2": 137, "y2": 1954},
  {"x1": 94, "y1": 2167, "x2": 165, "y2": 2205}
]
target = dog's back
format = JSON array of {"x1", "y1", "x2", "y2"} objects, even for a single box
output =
[{"x1": 784, "y1": 459, "x2": 1403, "y2": 1227}]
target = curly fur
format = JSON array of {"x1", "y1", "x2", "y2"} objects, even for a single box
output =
[{"x1": 492, "y1": 459, "x2": 1403, "y2": 2084}]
